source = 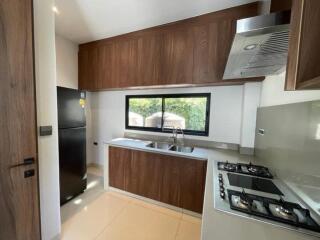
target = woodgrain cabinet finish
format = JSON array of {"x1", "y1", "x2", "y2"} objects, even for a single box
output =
[
  {"x1": 109, "y1": 146, "x2": 131, "y2": 190},
  {"x1": 79, "y1": 2, "x2": 264, "y2": 91},
  {"x1": 108, "y1": 146, "x2": 207, "y2": 213},
  {"x1": 285, "y1": 0, "x2": 320, "y2": 90},
  {"x1": 258, "y1": 0, "x2": 320, "y2": 90}
]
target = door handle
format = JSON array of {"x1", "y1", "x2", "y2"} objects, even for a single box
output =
[{"x1": 10, "y1": 157, "x2": 35, "y2": 169}]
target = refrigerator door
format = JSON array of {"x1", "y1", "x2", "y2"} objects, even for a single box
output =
[
  {"x1": 59, "y1": 127, "x2": 87, "y2": 205},
  {"x1": 57, "y1": 87, "x2": 86, "y2": 129}
]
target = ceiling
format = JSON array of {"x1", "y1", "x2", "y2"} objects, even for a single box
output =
[{"x1": 54, "y1": 0, "x2": 257, "y2": 44}]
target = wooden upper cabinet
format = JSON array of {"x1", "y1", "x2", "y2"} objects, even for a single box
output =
[
  {"x1": 112, "y1": 39, "x2": 139, "y2": 88},
  {"x1": 99, "y1": 43, "x2": 114, "y2": 89},
  {"x1": 193, "y1": 20, "x2": 235, "y2": 84},
  {"x1": 160, "y1": 28, "x2": 194, "y2": 85},
  {"x1": 137, "y1": 33, "x2": 162, "y2": 86},
  {"x1": 79, "y1": 2, "x2": 263, "y2": 90},
  {"x1": 79, "y1": 47, "x2": 100, "y2": 90},
  {"x1": 285, "y1": 0, "x2": 320, "y2": 90}
]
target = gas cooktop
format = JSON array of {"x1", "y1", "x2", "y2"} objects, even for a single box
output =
[
  {"x1": 215, "y1": 161, "x2": 320, "y2": 236},
  {"x1": 218, "y1": 161, "x2": 273, "y2": 179},
  {"x1": 228, "y1": 189, "x2": 320, "y2": 233}
]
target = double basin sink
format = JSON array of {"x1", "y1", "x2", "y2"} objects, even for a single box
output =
[{"x1": 146, "y1": 141, "x2": 194, "y2": 153}]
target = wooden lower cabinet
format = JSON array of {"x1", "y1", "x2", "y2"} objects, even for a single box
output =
[
  {"x1": 109, "y1": 146, "x2": 131, "y2": 190},
  {"x1": 127, "y1": 150, "x2": 162, "y2": 200},
  {"x1": 108, "y1": 146, "x2": 207, "y2": 213}
]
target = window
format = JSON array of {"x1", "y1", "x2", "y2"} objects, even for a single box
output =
[{"x1": 126, "y1": 93, "x2": 211, "y2": 136}]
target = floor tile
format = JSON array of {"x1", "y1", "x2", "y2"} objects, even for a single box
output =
[
  {"x1": 87, "y1": 165, "x2": 104, "y2": 177},
  {"x1": 131, "y1": 197, "x2": 183, "y2": 219},
  {"x1": 175, "y1": 220, "x2": 201, "y2": 240},
  {"x1": 61, "y1": 173, "x2": 104, "y2": 223},
  {"x1": 109, "y1": 202, "x2": 180, "y2": 240},
  {"x1": 61, "y1": 193, "x2": 128, "y2": 240},
  {"x1": 182, "y1": 213, "x2": 202, "y2": 224}
]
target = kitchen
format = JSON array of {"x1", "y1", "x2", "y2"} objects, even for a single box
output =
[{"x1": 1, "y1": 0, "x2": 320, "y2": 240}]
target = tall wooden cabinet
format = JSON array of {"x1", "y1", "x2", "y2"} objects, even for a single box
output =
[
  {"x1": 0, "y1": 0, "x2": 41, "y2": 239},
  {"x1": 108, "y1": 146, "x2": 207, "y2": 213},
  {"x1": 285, "y1": 0, "x2": 320, "y2": 90}
]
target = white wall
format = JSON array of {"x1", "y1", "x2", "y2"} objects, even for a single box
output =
[
  {"x1": 240, "y1": 82, "x2": 262, "y2": 148},
  {"x1": 87, "y1": 84, "x2": 261, "y2": 165},
  {"x1": 55, "y1": 34, "x2": 79, "y2": 89},
  {"x1": 260, "y1": 72, "x2": 320, "y2": 107},
  {"x1": 34, "y1": 0, "x2": 61, "y2": 239}
]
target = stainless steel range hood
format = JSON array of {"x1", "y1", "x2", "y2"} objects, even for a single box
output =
[{"x1": 223, "y1": 11, "x2": 291, "y2": 80}]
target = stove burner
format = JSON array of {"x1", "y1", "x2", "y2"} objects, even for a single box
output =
[
  {"x1": 270, "y1": 204, "x2": 298, "y2": 222},
  {"x1": 227, "y1": 190, "x2": 320, "y2": 233},
  {"x1": 224, "y1": 163, "x2": 237, "y2": 171},
  {"x1": 247, "y1": 166, "x2": 259, "y2": 173},
  {"x1": 217, "y1": 161, "x2": 273, "y2": 179}
]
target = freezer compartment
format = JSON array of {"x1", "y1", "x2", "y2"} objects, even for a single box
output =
[{"x1": 57, "y1": 87, "x2": 86, "y2": 129}]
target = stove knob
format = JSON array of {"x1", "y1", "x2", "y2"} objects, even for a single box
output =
[
  {"x1": 220, "y1": 186, "x2": 225, "y2": 193},
  {"x1": 220, "y1": 192, "x2": 225, "y2": 199},
  {"x1": 218, "y1": 176, "x2": 223, "y2": 182},
  {"x1": 219, "y1": 182, "x2": 223, "y2": 187}
]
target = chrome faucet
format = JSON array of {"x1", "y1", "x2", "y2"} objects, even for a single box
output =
[
  {"x1": 163, "y1": 126, "x2": 184, "y2": 145},
  {"x1": 176, "y1": 127, "x2": 185, "y2": 146}
]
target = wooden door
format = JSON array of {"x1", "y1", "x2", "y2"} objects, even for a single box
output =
[
  {"x1": 285, "y1": 0, "x2": 320, "y2": 90},
  {"x1": 0, "y1": 0, "x2": 41, "y2": 239},
  {"x1": 126, "y1": 150, "x2": 162, "y2": 200},
  {"x1": 109, "y1": 146, "x2": 131, "y2": 190}
]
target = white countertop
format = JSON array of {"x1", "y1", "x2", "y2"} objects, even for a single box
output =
[{"x1": 106, "y1": 138, "x2": 208, "y2": 161}]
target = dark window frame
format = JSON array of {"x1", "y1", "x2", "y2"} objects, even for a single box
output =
[{"x1": 125, "y1": 93, "x2": 211, "y2": 136}]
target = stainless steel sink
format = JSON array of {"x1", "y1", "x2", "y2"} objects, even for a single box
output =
[
  {"x1": 169, "y1": 145, "x2": 194, "y2": 153},
  {"x1": 146, "y1": 142, "x2": 172, "y2": 150}
]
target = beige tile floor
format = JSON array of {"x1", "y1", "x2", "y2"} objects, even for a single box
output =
[
  {"x1": 87, "y1": 165, "x2": 104, "y2": 177},
  {"x1": 61, "y1": 190, "x2": 201, "y2": 240}
]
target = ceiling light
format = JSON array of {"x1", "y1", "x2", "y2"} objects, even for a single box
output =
[{"x1": 52, "y1": 6, "x2": 60, "y2": 14}]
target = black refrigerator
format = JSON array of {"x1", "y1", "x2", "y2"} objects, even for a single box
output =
[{"x1": 57, "y1": 87, "x2": 87, "y2": 205}]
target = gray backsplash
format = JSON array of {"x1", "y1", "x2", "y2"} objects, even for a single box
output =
[{"x1": 254, "y1": 100, "x2": 320, "y2": 186}]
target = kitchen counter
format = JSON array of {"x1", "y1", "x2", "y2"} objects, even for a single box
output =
[
  {"x1": 202, "y1": 151, "x2": 320, "y2": 240},
  {"x1": 107, "y1": 138, "x2": 208, "y2": 161},
  {"x1": 105, "y1": 138, "x2": 320, "y2": 240}
]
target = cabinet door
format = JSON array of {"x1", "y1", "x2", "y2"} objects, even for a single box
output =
[
  {"x1": 180, "y1": 160, "x2": 207, "y2": 213},
  {"x1": 160, "y1": 29, "x2": 194, "y2": 85},
  {"x1": 193, "y1": 20, "x2": 235, "y2": 84},
  {"x1": 159, "y1": 155, "x2": 181, "y2": 207},
  {"x1": 109, "y1": 147, "x2": 131, "y2": 190},
  {"x1": 99, "y1": 43, "x2": 114, "y2": 89},
  {"x1": 126, "y1": 150, "x2": 162, "y2": 200},
  {"x1": 285, "y1": 0, "x2": 320, "y2": 90},
  {"x1": 137, "y1": 34, "x2": 162, "y2": 86},
  {"x1": 79, "y1": 48, "x2": 99, "y2": 90},
  {"x1": 112, "y1": 39, "x2": 139, "y2": 88}
]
